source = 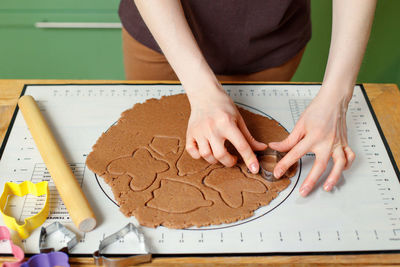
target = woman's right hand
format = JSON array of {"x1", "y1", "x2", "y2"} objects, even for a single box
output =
[{"x1": 185, "y1": 86, "x2": 267, "y2": 174}]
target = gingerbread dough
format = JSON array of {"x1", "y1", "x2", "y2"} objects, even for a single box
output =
[{"x1": 86, "y1": 94, "x2": 297, "y2": 228}]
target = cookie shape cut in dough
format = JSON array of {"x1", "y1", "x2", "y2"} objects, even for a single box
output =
[
  {"x1": 147, "y1": 179, "x2": 213, "y2": 213},
  {"x1": 149, "y1": 136, "x2": 180, "y2": 156},
  {"x1": 204, "y1": 167, "x2": 267, "y2": 208},
  {"x1": 107, "y1": 148, "x2": 169, "y2": 191},
  {"x1": 176, "y1": 150, "x2": 212, "y2": 176},
  {"x1": 86, "y1": 93, "x2": 298, "y2": 228}
]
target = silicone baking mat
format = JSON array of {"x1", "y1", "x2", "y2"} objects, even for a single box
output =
[{"x1": 0, "y1": 83, "x2": 399, "y2": 255}]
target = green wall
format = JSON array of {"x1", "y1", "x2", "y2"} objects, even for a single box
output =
[
  {"x1": 0, "y1": 0, "x2": 399, "y2": 87},
  {"x1": 293, "y1": 0, "x2": 400, "y2": 87}
]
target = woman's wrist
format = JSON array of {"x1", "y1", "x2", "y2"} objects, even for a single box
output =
[
  {"x1": 319, "y1": 81, "x2": 354, "y2": 108},
  {"x1": 183, "y1": 71, "x2": 226, "y2": 104}
]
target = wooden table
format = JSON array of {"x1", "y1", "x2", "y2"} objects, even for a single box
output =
[{"x1": 1, "y1": 80, "x2": 400, "y2": 266}]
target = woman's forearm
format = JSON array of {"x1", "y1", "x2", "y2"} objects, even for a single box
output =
[
  {"x1": 321, "y1": 0, "x2": 376, "y2": 102},
  {"x1": 134, "y1": 0, "x2": 266, "y2": 172},
  {"x1": 133, "y1": 0, "x2": 222, "y2": 99}
]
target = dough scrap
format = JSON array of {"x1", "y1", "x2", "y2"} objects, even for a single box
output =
[{"x1": 86, "y1": 93, "x2": 297, "y2": 228}]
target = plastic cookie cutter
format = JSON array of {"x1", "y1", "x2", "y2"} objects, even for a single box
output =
[
  {"x1": 39, "y1": 222, "x2": 78, "y2": 254},
  {"x1": 0, "y1": 226, "x2": 25, "y2": 267},
  {"x1": 0, "y1": 181, "x2": 49, "y2": 239},
  {"x1": 93, "y1": 223, "x2": 152, "y2": 266},
  {"x1": 20, "y1": 251, "x2": 69, "y2": 267}
]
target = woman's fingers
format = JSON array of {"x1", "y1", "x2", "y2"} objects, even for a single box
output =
[
  {"x1": 300, "y1": 152, "x2": 330, "y2": 197},
  {"x1": 268, "y1": 125, "x2": 303, "y2": 153},
  {"x1": 237, "y1": 116, "x2": 267, "y2": 151},
  {"x1": 323, "y1": 146, "x2": 346, "y2": 191},
  {"x1": 185, "y1": 135, "x2": 201, "y2": 159},
  {"x1": 197, "y1": 137, "x2": 218, "y2": 164},
  {"x1": 209, "y1": 136, "x2": 237, "y2": 167},
  {"x1": 273, "y1": 138, "x2": 308, "y2": 178},
  {"x1": 224, "y1": 125, "x2": 259, "y2": 174},
  {"x1": 187, "y1": 133, "x2": 238, "y2": 167},
  {"x1": 344, "y1": 146, "x2": 356, "y2": 170}
]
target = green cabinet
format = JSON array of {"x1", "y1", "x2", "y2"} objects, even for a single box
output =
[
  {"x1": 0, "y1": 0, "x2": 120, "y2": 10},
  {"x1": 0, "y1": 0, "x2": 124, "y2": 79},
  {"x1": 0, "y1": 0, "x2": 399, "y2": 86}
]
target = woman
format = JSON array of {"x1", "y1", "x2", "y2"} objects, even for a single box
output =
[{"x1": 119, "y1": 0, "x2": 376, "y2": 197}]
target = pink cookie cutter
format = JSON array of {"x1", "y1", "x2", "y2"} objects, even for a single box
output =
[{"x1": 0, "y1": 226, "x2": 25, "y2": 267}]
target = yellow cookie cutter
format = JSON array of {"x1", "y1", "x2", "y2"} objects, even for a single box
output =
[{"x1": 0, "y1": 181, "x2": 49, "y2": 239}]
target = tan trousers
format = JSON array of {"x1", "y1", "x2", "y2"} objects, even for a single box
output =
[{"x1": 122, "y1": 27, "x2": 305, "y2": 82}]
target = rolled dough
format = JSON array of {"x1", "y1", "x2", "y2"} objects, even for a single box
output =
[{"x1": 86, "y1": 94, "x2": 297, "y2": 228}]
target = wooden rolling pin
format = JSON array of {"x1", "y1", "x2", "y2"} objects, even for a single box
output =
[{"x1": 18, "y1": 95, "x2": 96, "y2": 232}]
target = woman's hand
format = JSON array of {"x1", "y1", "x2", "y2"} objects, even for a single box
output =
[
  {"x1": 186, "y1": 87, "x2": 267, "y2": 174},
  {"x1": 269, "y1": 89, "x2": 356, "y2": 197},
  {"x1": 269, "y1": 0, "x2": 376, "y2": 197}
]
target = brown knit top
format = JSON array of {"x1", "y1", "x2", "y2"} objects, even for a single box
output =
[{"x1": 119, "y1": 0, "x2": 311, "y2": 75}]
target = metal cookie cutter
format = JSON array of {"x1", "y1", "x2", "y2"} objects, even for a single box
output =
[
  {"x1": 255, "y1": 148, "x2": 285, "y2": 182},
  {"x1": 39, "y1": 222, "x2": 78, "y2": 254},
  {"x1": 93, "y1": 223, "x2": 152, "y2": 267},
  {"x1": 0, "y1": 226, "x2": 25, "y2": 267},
  {"x1": 0, "y1": 181, "x2": 49, "y2": 239}
]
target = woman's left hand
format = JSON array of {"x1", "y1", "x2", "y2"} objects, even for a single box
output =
[{"x1": 268, "y1": 89, "x2": 356, "y2": 197}]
